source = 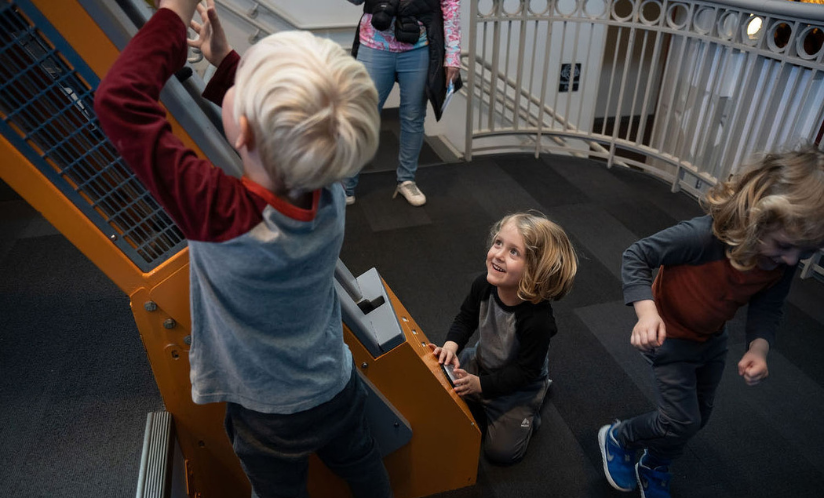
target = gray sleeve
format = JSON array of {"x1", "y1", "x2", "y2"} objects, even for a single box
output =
[
  {"x1": 622, "y1": 215, "x2": 718, "y2": 305},
  {"x1": 745, "y1": 265, "x2": 796, "y2": 347}
]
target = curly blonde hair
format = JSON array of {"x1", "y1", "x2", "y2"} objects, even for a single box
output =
[
  {"x1": 489, "y1": 212, "x2": 578, "y2": 303},
  {"x1": 702, "y1": 145, "x2": 824, "y2": 270}
]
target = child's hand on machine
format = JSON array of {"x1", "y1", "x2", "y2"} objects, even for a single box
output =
[
  {"x1": 427, "y1": 342, "x2": 460, "y2": 368},
  {"x1": 451, "y1": 369, "x2": 481, "y2": 396},
  {"x1": 188, "y1": 0, "x2": 232, "y2": 67}
]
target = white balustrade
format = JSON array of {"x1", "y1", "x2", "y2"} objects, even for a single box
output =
[{"x1": 465, "y1": 0, "x2": 824, "y2": 196}]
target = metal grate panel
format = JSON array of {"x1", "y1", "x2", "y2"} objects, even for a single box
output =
[{"x1": 0, "y1": 1, "x2": 186, "y2": 272}]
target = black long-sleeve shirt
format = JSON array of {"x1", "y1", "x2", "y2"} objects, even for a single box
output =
[{"x1": 445, "y1": 274, "x2": 557, "y2": 398}]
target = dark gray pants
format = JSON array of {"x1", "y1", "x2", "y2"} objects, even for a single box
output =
[
  {"x1": 461, "y1": 347, "x2": 550, "y2": 465},
  {"x1": 224, "y1": 364, "x2": 392, "y2": 498},
  {"x1": 615, "y1": 331, "x2": 728, "y2": 462}
]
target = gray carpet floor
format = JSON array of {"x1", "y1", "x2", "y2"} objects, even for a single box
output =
[
  {"x1": 340, "y1": 154, "x2": 824, "y2": 498},
  {"x1": 2, "y1": 149, "x2": 823, "y2": 497}
]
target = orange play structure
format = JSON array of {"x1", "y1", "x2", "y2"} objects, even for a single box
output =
[{"x1": 0, "y1": 1, "x2": 480, "y2": 496}]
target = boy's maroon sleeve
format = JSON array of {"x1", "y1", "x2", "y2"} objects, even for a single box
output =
[
  {"x1": 202, "y1": 50, "x2": 240, "y2": 106},
  {"x1": 94, "y1": 9, "x2": 264, "y2": 242}
]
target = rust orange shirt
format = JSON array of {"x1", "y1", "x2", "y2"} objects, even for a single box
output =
[
  {"x1": 652, "y1": 258, "x2": 783, "y2": 342},
  {"x1": 622, "y1": 216, "x2": 796, "y2": 346}
]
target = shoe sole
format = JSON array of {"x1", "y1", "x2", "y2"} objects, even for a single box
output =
[
  {"x1": 395, "y1": 193, "x2": 425, "y2": 206},
  {"x1": 636, "y1": 463, "x2": 647, "y2": 498},
  {"x1": 598, "y1": 425, "x2": 635, "y2": 492}
]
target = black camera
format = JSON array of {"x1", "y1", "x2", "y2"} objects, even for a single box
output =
[{"x1": 370, "y1": 1, "x2": 397, "y2": 31}]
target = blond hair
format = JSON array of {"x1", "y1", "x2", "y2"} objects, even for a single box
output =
[
  {"x1": 232, "y1": 31, "x2": 379, "y2": 192},
  {"x1": 489, "y1": 212, "x2": 578, "y2": 303},
  {"x1": 702, "y1": 145, "x2": 824, "y2": 270}
]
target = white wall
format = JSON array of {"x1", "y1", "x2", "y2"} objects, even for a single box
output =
[
  {"x1": 257, "y1": 0, "x2": 363, "y2": 28},
  {"x1": 195, "y1": 0, "x2": 364, "y2": 76}
]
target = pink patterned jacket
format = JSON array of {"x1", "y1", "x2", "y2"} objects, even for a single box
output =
[{"x1": 352, "y1": 0, "x2": 461, "y2": 67}]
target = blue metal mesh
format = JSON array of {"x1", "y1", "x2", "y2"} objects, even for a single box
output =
[{"x1": 0, "y1": 2, "x2": 186, "y2": 272}]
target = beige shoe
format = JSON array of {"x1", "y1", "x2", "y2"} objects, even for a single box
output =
[
  {"x1": 393, "y1": 181, "x2": 426, "y2": 206},
  {"x1": 345, "y1": 195, "x2": 356, "y2": 206}
]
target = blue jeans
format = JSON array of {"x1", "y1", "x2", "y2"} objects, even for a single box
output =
[
  {"x1": 224, "y1": 364, "x2": 392, "y2": 498},
  {"x1": 614, "y1": 331, "x2": 729, "y2": 462},
  {"x1": 344, "y1": 45, "x2": 429, "y2": 196}
]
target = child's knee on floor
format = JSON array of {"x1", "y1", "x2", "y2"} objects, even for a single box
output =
[{"x1": 483, "y1": 437, "x2": 528, "y2": 466}]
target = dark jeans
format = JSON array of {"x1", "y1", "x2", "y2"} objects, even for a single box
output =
[
  {"x1": 224, "y1": 365, "x2": 393, "y2": 498},
  {"x1": 615, "y1": 331, "x2": 728, "y2": 462},
  {"x1": 460, "y1": 346, "x2": 549, "y2": 465}
]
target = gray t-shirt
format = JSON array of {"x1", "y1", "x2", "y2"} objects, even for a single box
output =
[
  {"x1": 188, "y1": 185, "x2": 351, "y2": 414},
  {"x1": 446, "y1": 274, "x2": 556, "y2": 398}
]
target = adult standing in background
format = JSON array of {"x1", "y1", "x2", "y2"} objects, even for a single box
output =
[{"x1": 345, "y1": 0, "x2": 462, "y2": 207}]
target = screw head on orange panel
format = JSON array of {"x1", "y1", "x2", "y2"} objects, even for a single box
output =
[
  {"x1": 144, "y1": 301, "x2": 157, "y2": 312},
  {"x1": 163, "y1": 318, "x2": 176, "y2": 329}
]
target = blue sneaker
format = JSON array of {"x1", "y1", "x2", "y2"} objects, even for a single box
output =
[
  {"x1": 598, "y1": 423, "x2": 637, "y2": 491},
  {"x1": 636, "y1": 451, "x2": 672, "y2": 498}
]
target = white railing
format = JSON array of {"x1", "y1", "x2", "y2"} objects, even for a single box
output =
[
  {"x1": 212, "y1": 0, "x2": 358, "y2": 47},
  {"x1": 465, "y1": 0, "x2": 824, "y2": 196},
  {"x1": 801, "y1": 252, "x2": 824, "y2": 281}
]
